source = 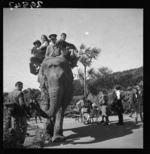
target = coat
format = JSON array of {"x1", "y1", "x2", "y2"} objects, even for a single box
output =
[
  {"x1": 57, "y1": 39, "x2": 77, "y2": 50},
  {"x1": 7, "y1": 89, "x2": 26, "y2": 117},
  {"x1": 130, "y1": 90, "x2": 143, "y2": 112},
  {"x1": 45, "y1": 43, "x2": 67, "y2": 58},
  {"x1": 112, "y1": 90, "x2": 124, "y2": 113}
]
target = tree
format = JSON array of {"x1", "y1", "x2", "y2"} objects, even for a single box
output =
[
  {"x1": 78, "y1": 44, "x2": 101, "y2": 98},
  {"x1": 97, "y1": 66, "x2": 113, "y2": 77}
]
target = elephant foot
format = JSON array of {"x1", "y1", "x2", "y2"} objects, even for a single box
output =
[{"x1": 52, "y1": 135, "x2": 65, "y2": 143}]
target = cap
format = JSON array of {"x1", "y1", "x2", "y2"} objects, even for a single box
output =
[
  {"x1": 33, "y1": 40, "x2": 41, "y2": 46},
  {"x1": 49, "y1": 34, "x2": 57, "y2": 40}
]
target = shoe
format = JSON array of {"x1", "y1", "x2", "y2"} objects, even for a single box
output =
[
  {"x1": 116, "y1": 122, "x2": 124, "y2": 126},
  {"x1": 100, "y1": 121, "x2": 104, "y2": 124}
]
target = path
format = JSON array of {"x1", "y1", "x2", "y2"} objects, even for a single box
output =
[{"x1": 24, "y1": 114, "x2": 143, "y2": 148}]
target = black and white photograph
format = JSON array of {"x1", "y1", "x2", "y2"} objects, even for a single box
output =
[{"x1": 3, "y1": 7, "x2": 143, "y2": 149}]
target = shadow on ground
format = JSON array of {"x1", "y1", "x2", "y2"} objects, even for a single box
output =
[{"x1": 44, "y1": 120, "x2": 143, "y2": 147}]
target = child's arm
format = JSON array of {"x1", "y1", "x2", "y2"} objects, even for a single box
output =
[{"x1": 38, "y1": 41, "x2": 49, "y2": 50}]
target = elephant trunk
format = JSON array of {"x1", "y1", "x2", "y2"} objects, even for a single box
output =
[
  {"x1": 46, "y1": 87, "x2": 63, "y2": 118},
  {"x1": 33, "y1": 102, "x2": 50, "y2": 118}
]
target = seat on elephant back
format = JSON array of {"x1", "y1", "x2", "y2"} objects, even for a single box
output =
[{"x1": 29, "y1": 62, "x2": 38, "y2": 75}]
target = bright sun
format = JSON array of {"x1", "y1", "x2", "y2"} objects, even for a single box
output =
[{"x1": 85, "y1": 32, "x2": 89, "y2": 35}]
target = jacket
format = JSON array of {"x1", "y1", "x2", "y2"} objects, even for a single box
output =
[
  {"x1": 7, "y1": 89, "x2": 26, "y2": 117},
  {"x1": 57, "y1": 39, "x2": 77, "y2": 50},
  {"x1": 45, "y1": 43, "x2": 67, "y2": 58}
]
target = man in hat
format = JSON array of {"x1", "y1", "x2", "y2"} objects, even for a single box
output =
[
  {"x1": 45, "y1": 34, "x2": 66, "y2": 58},
  {"x1": 57, "y1": 33, "x2": 79, "y2": 68},
  {"x1": 4, "y1": 81, "x2": 28, "y2": 148}
]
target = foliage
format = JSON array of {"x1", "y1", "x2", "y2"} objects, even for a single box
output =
[
  {"x1": 79, "y1": 44, "x2": 101, "y2": 67},
  {"x1": 73, "y1": 80, "x2": 84, "y2": 96}
]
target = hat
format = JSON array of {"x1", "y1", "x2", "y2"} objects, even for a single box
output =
[
  {"x1": 33, "y1": 40, "x2": 41, "y2": 46},
  {"x1": 49, "y1": 34, "x2": 57, "y2": 40}
]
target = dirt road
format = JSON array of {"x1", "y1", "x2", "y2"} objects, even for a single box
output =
[{"x1": 24, "y1": 114, "x2": 143, "y2": 149}]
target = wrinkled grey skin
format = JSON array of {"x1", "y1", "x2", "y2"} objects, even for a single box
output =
[{"x1": 37, "y1": 56, "x2": 74, "y2": 142}]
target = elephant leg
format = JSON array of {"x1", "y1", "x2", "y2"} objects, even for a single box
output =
[
  {"x1": 41, "y1": 100, "x2": 52, "y2": 143},
  {"x1": 52, "y1": 107, "x2": 65, "y2": 142},
  {"x1": 43, "y1": 118, "x2": 54, "y2": 141}
]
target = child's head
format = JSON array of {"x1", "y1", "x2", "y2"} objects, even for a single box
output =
[{"x1": 33, "y1": 40, "x2": 41, "y2": 47}]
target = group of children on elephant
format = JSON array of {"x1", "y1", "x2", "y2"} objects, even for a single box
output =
[{"x1": 30, "y1": 33, "x2": 79, "y2": 75}]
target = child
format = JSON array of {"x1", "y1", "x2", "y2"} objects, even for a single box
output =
[
  {"x1": 30, "y1": 40, "x2": 42, "y2": 75},
  {"x1": 100, "y1": 90, "x2": 109, "y2": 125}
]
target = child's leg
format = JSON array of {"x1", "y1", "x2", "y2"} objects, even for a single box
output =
[
  {"x1": 101, "y1": 115, "x2": 104, "y2": 123},
  {"x1": 105, "y1": 116, "x2": 109, "y2": 124}
]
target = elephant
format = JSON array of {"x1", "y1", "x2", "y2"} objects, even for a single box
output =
[{"x1": 35, "y1": 56, "x2": 74, "y2": 143}]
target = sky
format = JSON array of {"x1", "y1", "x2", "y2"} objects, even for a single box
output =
[{"x1": 3, "y1": 8, "x2": 143, "y2": 92}]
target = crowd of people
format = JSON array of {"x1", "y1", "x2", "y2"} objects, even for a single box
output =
[
  {"x1": 3, "y1": 80, "x2": 143, "y2": 148},
  {"x1": 75, "y1": 83, "x2": 143, "y2": 126}
]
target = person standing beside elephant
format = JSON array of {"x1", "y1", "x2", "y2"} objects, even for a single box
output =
[{"x1": 4, "y1": 81, "x2": 28, "y2": 148}]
